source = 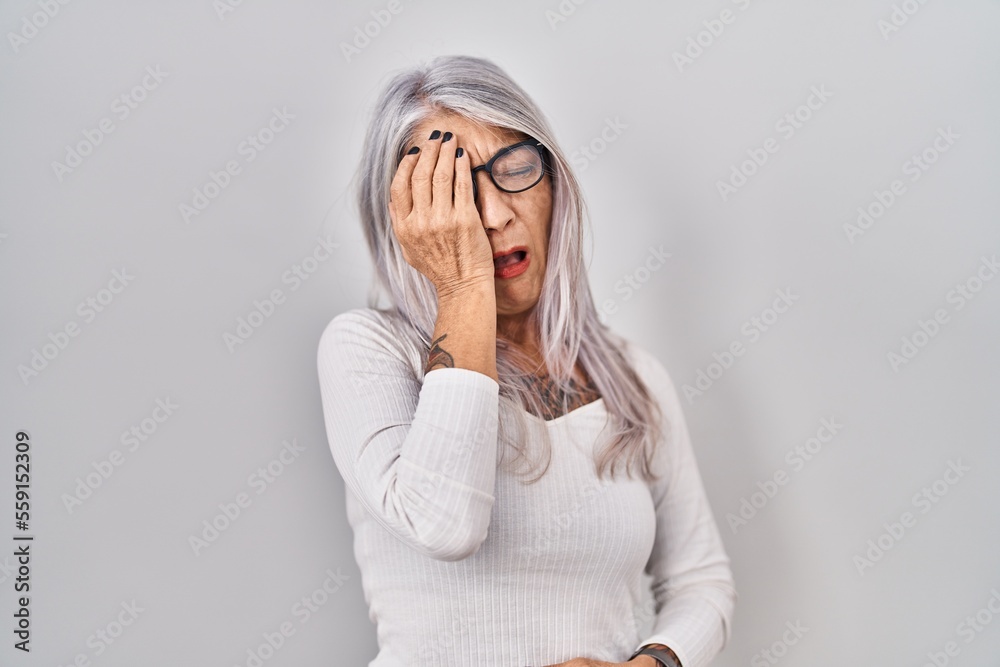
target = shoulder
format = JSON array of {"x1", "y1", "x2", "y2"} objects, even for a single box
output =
[
  {"x1": 609, "y1": 332, "x2": 680, "y2": 405},
  {"x1": 319, "y1": 307, "x2": 393, "y2": 341},
  {"x1": 317, "y1": 307, "x2": 420, "y2": 368},
  {"x1": 319, "y1": 307, "x2": 383, "y2": 351},
  {"x1": 606, "y1": 333, "x2": 691, "y2": 481}
]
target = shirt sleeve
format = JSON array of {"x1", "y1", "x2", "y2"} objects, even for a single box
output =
[
  {"x1": 316, "y1": 309, "x2": 501, "y2": 561},
  {"x1": 630, "y1": 346, "x2": 738, "y2": 667}
]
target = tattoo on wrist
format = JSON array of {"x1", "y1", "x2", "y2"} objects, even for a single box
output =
[{"x1": 425, "y1": 334, "x2": 455, "y2": 373}]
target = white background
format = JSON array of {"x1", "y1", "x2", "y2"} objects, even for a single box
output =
[{"x1": 1, "y1": 1, "x2": 998, "y2": 666}]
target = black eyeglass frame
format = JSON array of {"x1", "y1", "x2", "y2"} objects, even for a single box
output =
[{"x1": 469, "y1": 139, "x2": 552, "y2": 205}]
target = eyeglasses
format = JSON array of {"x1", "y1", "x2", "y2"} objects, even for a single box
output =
[{"x1": 470, "y1": 139, "x2": 550, "y2": 204}]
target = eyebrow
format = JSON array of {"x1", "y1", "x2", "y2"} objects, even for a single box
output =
[{"x1": 469, "y1": 138, "x2": 529, "y2": 169}]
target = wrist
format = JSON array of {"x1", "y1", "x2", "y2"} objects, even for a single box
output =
[
  {"x1": 631, "y1": 656, "x2": 661, "y2": 667},
  {"x1": 434, "y1": 283, "x2": 498, "y2": 320},
  {"x1": 631, "y1": 643, "x2": 682, "y2": 667},
  {"x1": 435, "y1": 278, "x2": 495, "y2": 302}
]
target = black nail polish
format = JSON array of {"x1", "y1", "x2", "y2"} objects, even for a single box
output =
[
  {"x1": 407, "y1": 146, "x2": 420, "y2": 155},
  {"x1": 442, "y1": 131, "x2": 453, "y2": 142},
  {"x1": 428, "y1": 130, "x2": 441, "y2": 140},
  {"x1": 455, "y1": 147, "x2": 464, "y2": 158}
]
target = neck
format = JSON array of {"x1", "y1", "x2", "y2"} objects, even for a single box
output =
[{"x1": 497, "y1": 309, "x2": 541, "y2": 361}]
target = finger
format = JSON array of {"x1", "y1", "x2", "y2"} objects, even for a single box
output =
[
  {"x1": 410, "y1": 128, "x2": 443, "y2": 213},
  {"x1": 388, "y1": 196, "x2": 398, "y2": 231},
  {"x1": 452, "y1": 145, "x2": 478, "y2": 219},
  {"x1": 430, "y1": 130, "x2": 457, "y2": 216},
  {"x1": 389, "y1": 144, "x2": 421, "y2": 219}
]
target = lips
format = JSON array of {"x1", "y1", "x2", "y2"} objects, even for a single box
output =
[{"x1": 493, "y1": 246, "x2": 530, "y2": 279}]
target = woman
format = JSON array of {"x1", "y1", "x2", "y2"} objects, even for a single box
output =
[{"x1": 317, "y1": 54, "x2": 736, "y2": 667}]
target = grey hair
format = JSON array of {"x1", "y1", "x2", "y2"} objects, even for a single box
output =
[{"x1": 352, "y1": 54, "x2": 666, "y2": 484}]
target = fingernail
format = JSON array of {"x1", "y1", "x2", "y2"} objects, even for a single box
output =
[
  {"x1": 407, "y1": 146, "x2": 420, "y2": 155},
  {"x1": 428, "y1": 130, "x2": 441, "y2": 140},
  {"x1": 442, "y1": 131, "x2": 453, "y2": 142},
  {"x1": 455, "y1": 147, "x2": 464, "y2": 158}
]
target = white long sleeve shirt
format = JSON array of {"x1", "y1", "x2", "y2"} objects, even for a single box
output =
[{"x1": 317, "y1": 308, "x2": 737, "y2": 667}]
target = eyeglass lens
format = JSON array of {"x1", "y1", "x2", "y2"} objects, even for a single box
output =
[{"x1": 472, "y1": 144, "x2": 544, "y2": 203}]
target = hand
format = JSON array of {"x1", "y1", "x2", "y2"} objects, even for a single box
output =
[
  {"x1": 388, "y1": 128, "x2": 495, "y2": 298},
  {"x1": 540, "y1": 656, "x2": 657, "y2": 667}
]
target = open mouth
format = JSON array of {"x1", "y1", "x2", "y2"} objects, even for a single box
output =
[
  {"x1": 493, "y1": 249, "x2": 527, "y2": 270},
  {"x1": 493, "y1": 248, "x2": 530, "y2": 279}
]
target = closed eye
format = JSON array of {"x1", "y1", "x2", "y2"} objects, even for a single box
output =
[{"x1": 500, "y1": 166, "x2": 536, "y2": 178}]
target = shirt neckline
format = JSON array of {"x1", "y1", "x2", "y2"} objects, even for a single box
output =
[{"x1": 523, "y1": 397, "x2": 606, "y2": 426}]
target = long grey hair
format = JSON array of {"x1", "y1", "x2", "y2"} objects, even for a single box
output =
[{"x1": 352, "y1": 54, "x2": 666, "y2": 484}]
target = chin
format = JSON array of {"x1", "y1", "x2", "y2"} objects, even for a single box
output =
[{"x1": 496, "y1": 295, "x2": 541, "y2": 317}]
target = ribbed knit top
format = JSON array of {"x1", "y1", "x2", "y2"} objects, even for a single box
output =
[{"x1": 317, "y1": 308, "x2": 737, "y2": 667}]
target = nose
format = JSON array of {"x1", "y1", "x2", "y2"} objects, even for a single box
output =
[{"x1": 473, "y1": 173, "x2": 514, "y2": 233}]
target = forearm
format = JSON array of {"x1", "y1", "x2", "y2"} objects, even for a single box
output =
[
  {"x1": 427, "y1": 282, "x2": 498, "y2": 383},
  {"x1": 639, "y1": 583, "x2": 735, "y2": 667}
]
